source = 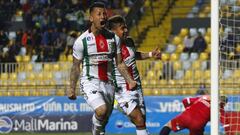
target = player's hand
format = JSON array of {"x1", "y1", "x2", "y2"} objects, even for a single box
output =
[
  {"x1": 68, "y1": 89, "x2": 77, "y2": 100},
  {"x1": 129, "y1": 80, "x2": 137, "y2": 90},
  {"x1": 152, "y1": 47, "x2": 161, "y2": 59}
]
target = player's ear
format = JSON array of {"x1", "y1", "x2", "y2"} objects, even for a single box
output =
[{"x1": 89, "y1": 15, "x2": 93, "y2": 23}]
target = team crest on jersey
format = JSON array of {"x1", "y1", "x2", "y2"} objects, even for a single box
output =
[
  {"x1": 99, "y1": 40, "x2": 105, "y2": 49},
  {"x1": 87, "y1": 36, "x2": 93, "y2": 41}
]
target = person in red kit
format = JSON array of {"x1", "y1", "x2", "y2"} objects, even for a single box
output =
[{"x1": 159, "y1": 94, "x2": 228, "y2": 135}]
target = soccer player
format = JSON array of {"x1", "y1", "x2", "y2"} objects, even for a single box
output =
[
  {"x1": 67, "y1": 2, "x2": 137, "y2": 135},
  {"x1": 159, "y1": 95, "x2": 228, "y2": 135},
  {"x1": 108, "y1": 15, "x2": 161, "y2": 135}
]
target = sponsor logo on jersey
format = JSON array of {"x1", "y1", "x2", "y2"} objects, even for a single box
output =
[{"x1": 87, "y1": 36, "x2": 93, "y2": 41}]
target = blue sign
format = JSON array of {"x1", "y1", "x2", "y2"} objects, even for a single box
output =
[{"x1": 0, "y1": 96, "x2": 238, "y2": 134}]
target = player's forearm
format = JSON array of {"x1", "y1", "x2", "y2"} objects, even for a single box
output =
[
  {"x1": 70, "y1": 62, "x2": 80, "y2": 91},
  {"x1": 136, "y1": 52, "x2": 150, "y2": 60},
  {"x1": 117, "y1": 62, "x2": 134, "y2": 83}
]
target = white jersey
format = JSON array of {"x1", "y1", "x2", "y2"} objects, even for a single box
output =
[
  {"x1": 113, "y1": 38, "x2": 140, "y2": 90},
  {"x1": 73, "y1": 29, "x2": 121, "y2": 81}
]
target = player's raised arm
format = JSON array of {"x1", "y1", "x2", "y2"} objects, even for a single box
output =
[{"x1": 136, "y1": 47, "x2": 161, "y2": 60}]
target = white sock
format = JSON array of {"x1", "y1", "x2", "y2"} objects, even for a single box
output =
[
  {"x1": 136, "y1": 129, "x2": 149, "y2": 135},
  {"x1": 92, "y1": 114, "x2": 105, "y2": 135}
]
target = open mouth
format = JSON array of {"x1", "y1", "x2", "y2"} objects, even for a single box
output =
[{"x1": 100, "y1": 20, "x2": 106, "y2": 26}]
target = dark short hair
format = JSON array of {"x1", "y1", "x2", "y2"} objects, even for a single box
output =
[
  {"x1": 108, "y1": 15, "x2": 126, "y2": 29},
  {"x1": 89, "y1": 2, "x2": 106, "y2": 13}
]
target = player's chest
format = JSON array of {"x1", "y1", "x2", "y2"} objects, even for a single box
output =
[
  {"x1": 85, "y1": 35, "x2": 115, "y2": 55},
  {"x1": 121, "y1": 45, "x2": 135, "y2": 63}
]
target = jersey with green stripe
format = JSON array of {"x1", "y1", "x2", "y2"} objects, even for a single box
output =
[
  {"x1": 73, "y1": 29, "x2": 120, "y2": 81},
  {"x1": 113, "y1": 38, "x2": 140, "y2": 88}
]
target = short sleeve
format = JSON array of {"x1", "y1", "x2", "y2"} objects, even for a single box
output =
[
  {"x1": 73, "y1": 38, "x2": 84, "y2": 60},
  {"x1": 114, "y1": 34, "x2": 121, "y2": 54}
]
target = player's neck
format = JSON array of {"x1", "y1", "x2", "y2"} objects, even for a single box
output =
[{"x1": 91, "y1": 25, "x2": 102, "y2": 36}]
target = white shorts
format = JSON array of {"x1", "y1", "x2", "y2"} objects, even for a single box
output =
[
  {"x1": 115, "y1": 83, "x2": 145, "y2": 115},
  {"x1": 80, "y1": 79, "x2": 115, "y2": 110}
]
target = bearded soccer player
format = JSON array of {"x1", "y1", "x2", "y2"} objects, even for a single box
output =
[
  {"x1": 67, "y1": 2, "x2": 136, "y2": 135},
  {"x1": 108, "y1": 15, "x2": 161, "y2": 135},
  {"x1": 159, "y1": 95, "x2": 228, "y2": 135}
]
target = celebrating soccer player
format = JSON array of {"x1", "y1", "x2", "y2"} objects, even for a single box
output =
[
  {"x1": 68, "y1": 2, "x2": 136, "y2": 135},
  {"x1": 108, "y1": 15, "x2": 161, "y2": 135}
]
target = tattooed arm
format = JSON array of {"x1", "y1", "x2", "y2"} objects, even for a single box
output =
[
  {"x1": 68, "y1": 57, "x2": 81, "y2": 100},
  {"x1": 115, "y1": 53, "x2": 137, "y2": 89}
]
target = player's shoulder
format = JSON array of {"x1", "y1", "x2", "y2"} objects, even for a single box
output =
[
  {"x1": 74, "y1": 30, "x2": 91, "y2": 44},
  {"x1": 101, "y1": 28, "x2": 115, "y2": 39},
  {"x1": 125, "y1": 36, "x2": 135, "y2": 48},
  {"x1": 200, "y1": 95, "x2": 210, "y2": 101}
]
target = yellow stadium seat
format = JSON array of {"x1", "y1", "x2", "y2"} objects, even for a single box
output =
[
  {"x1": 67, "y1": 55, "x2": 73, "y2": 62},
  {"x1": 149, "y1": 79, "x2": 157, "y2": 85},
  {"x1": 56, "y1": 90, "x2": 65, "y2": 96},
  {"x1": 44, "y1": 72, "x2": 53, "y2": 80},
  {"x1": 204, "y1": 35, "x2": 211, "y2": 44},
  {"x1": 198, "y1": 13, "x2": 207, "y2": 18},
  {"x1": 59, "y1": 54, "x2": 67, "y2": 61},
  {"x1": 44, "y1": 63, "x2": 51, "y2": 71},
  {"x1": 179, "y1": 28, "x2": 188, "y2": 37},
  {"x1": 26, "y1": 63, "x2": 33, "y2": 71},
  {"x1": 233, "y1": 70, "x2": 240, "y2": 81},
  {"x1": 1, "y1": 73, "x2": 8, "y2": 80},
  {"x1": 152, "y1": 89, "x2": 161, "y2": 96},
  {"x1": 141, "y1": 80, "x2": 148, "y2": 86},
  {"x1": 161, "y1": 53, "x2": 170, "y2": 61},
  {"x1": 9, "y1": 73, "x2": 17, "y2": 80},
  {"x1": 184, "y1": 70, "x2": 193, "y2": 79},
  {"x1": 176, "y1": 44, "x2": 184, "y2": 53},
  {"x1": 15, "y1": 55, "x2": 22, "y2": 62},
  {"x1": 156, "y1": 70, "x2": 162, "y2": 78},
  {"x1": 14, "y1": 91, "x2": 21, "y2": 96},
  {"x1": 154, "y1": 61, "x2": 163, "y2": 70},
  {"x1": 170, "y1": 53, "x2": 179, "y2": 61},
  {"x1": 194, "y1": 70, "x2": 203, "y2": 79},
  {"x1": 159, "y1": 79, "x2": 167, "y2": 85},
  {"x1": 192, "y1": 60, "x2": 201, "y2": 70},
  {"x1": 143, "y1": 89, "x2": 152, "y2": 96},
  {"x1": 200, "y1": 52, "x2": 209, "y2": 60},
  {"x1": 146, "y1": 71, "x2": 155, "y2": 79},
  {"x1": 173, "y1": 36, "x2": 182, "y2": 45},
  {"x1": 23, "y1": 90, "x2": 30, "y2": 96},
  {"x1": 28, "y1": 72, "x2": 36, "y2": 80},
  {"x1": 33, "y1": 90, "x2": 40, "y2": 96},
  {"x1": 173, "y1": 61, "x2": 182, "y2": 70},
  {"x1": 53, "y1": 63, "x2": 60, "y2": 71},
  {"x1": 204, "y1": 70, "x2": 211, "y2": 79},
  {"x1": 236, "y1": 44, "x2": 240, "y2": 53},
  {"x1": 37, "y1": 72, "x2": 44, "y2": 80},
  {"x1": 206, "y1": 28, "x2": 211, "y2": 36},
  {"x1": 23, "y1": 55, "x2": 30, "y2": 62}
]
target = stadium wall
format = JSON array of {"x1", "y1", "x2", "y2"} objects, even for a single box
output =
[{"x1": 172, "y1": 18, "x2": 210, "y2": 34}]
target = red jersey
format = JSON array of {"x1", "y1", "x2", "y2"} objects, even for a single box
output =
[{"x1": 171, "y1": 95, "x2": 211, "y2": 135}]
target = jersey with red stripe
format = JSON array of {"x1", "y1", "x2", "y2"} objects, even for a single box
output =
[
  {"x1": 73, "y1": 29, "x2": 121, "y2": 81},
  {"x1": 113, "y1": 38, "x2": 140, "y2": 89}
]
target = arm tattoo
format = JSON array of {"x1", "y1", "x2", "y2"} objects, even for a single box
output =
[
  {"x1": 70, "y1": 58, "x2": 81, "y2": 91},
  {"x1": 117, "y1": 63, "x2": 133, "y2": 83},
  {"x1": 116, "y1": 53, "x2": 133, "y2": 83}
]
